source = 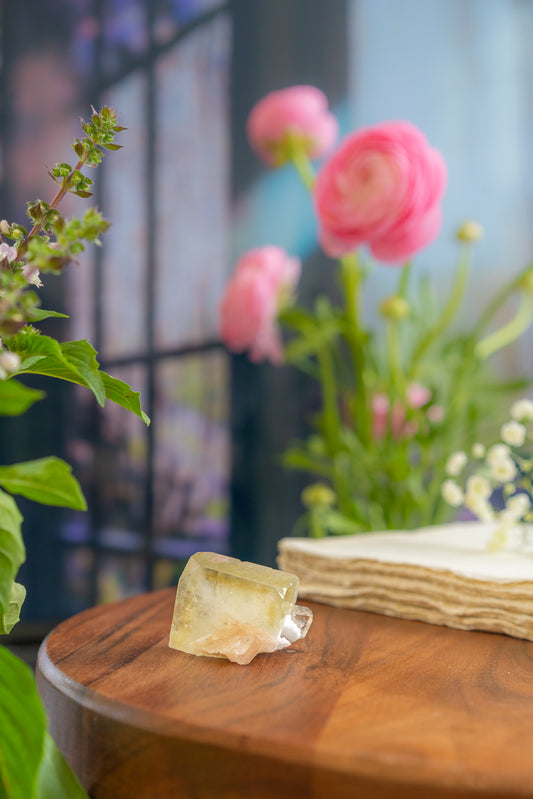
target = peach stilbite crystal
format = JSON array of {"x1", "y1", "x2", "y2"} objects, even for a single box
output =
[{"x1": 169, "y1": 552, "x2": 313, "y2": 666}]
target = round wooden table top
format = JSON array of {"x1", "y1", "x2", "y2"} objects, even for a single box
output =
[{"x1": 37, "y1": 587, "x2": 533, "y2": 799}]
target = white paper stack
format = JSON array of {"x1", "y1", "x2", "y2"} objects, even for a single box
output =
[{"x1": 278, "y1": 522, "x2": 533, "y2": 641}]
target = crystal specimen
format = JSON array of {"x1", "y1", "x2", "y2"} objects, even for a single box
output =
[{"x1": 169, "y1": 552, "x2": 313, "y2": 665}]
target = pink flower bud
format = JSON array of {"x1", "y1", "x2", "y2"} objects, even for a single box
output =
[
  {"x1": 246, "y1": 86, "x2": 338, "y2": 167},
  {"x1": 219, "y1": 246, "x2": 300, "y2": 364},
  {"x1": 315, "y1": 121, "x2": 447, "y2": 263},
  {"x1": 371, "y1": 383, "x2": 433, "y2": 440}
]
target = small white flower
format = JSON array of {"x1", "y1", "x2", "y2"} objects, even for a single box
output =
[
  {"x1": 441, "y1": 479, "x2": 464, "y2": 507},
  {"x1": 472, "y1": 443, "x2": 486, "y2": 459},
  {"x1": 22, "y1": 264, "x2": 42, "y2": 288},
  {"x1": 445, "y1": 451, "x2": 467, "y2": 477},
  {"x1": 465, "y1": 494, "x2": 494, "y2": 522},
  {"x1": 500, "y1": 421, "x2": 526, "y2": 448},
  {"x1": 465, "y1": 474, "x2": 492, "y2": 501},
  {"x1": 505, "y1": 493, "x2": 531, "y2": 520},
  {"x1": 510, "y1": 398, "x2": 533, "y2": 422},
  {"x1": 489, "y1": 456, "x2": 517, "y2": 484},
  {"x1": 0, "y1": 351, "x2": 20, "y2": 373},
  {"x1": 486, "y1": 443, "x2": 511, "y2": 466}
]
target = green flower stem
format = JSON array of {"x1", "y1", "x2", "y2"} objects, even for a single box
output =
[
  {"x1": 387, "y1": 263, "x2": 411, "y2": 401},
  {"x1": 472, "y1": 262, "x2": 533, "y2": 338},
  {"x1": 289, "y1": 148, "x2": 316, "y2": 191},
  {"x1": 386, "y1": 320, "x2": 404, "y2": 396},
  {"x1": 316, "y1": 344, "x2": 353, "y2": 515},
  {"x1": 408, "y1": 244, "x2": 471, "y2": 380},
  {"x1": 397, "y1": 261, "x2": 412, "y2": 298},
  {"x1": 340, "y1": 252, "x2": 370, "y2": 444},
  {"x1": 476, "y1": 293, "x2": 533, "y2": 359},
  {"x1": 316, "y1": 344, "x2": 341, "y2": 454}
]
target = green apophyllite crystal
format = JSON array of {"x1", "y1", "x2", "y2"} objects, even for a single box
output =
[{"x1": 169, "y1": 552, "x2": 313, "y2": 665}]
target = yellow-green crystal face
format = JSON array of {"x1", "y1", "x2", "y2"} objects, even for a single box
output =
[{"x1": 169, "y1": 552, "x2": 311, "y2": 665}]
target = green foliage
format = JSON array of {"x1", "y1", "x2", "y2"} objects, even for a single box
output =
[
  {"x1": 0, "y1": 458, "x2": 86, "y2": 510},
  {"x1": 101, "y1": 372, "x2": 151, "y2": 425},
  {"x1": 0, "y1": 490, "x2": 24, "y2": 619},
  {"x1": 8, "y1": 333, "x2": 150, "y2": 422},
  {"x1": 0, "y1": 381, "x2": 44, "y2": 416},
  {"x1": 0, "y1": 646, "x2": 46, "y2": 799},
  {"x1": 0, "y1": 647, "x2": 87, "y2": 799},
  {"x1": 0, "y1": 582, "x2": 26, "y2": 634},
  {"x1": 0, "y1": 105, "x2": 141, "y2": 799},
  {"x1": 34, "y1": 735, "x2": 88, "y2": 799},
  {"x1": 281, "y1": 247, "x2": 533, "y2": 536}
]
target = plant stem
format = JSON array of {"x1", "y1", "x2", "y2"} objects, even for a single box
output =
[
  {"x1": 315, "y1": 344, "x2": 353, "y2": 515},
  {"x1": 316, "y1": 344, "x2": 341, "y2": 454},
  {"x1": 472, "y1": 262, "x2": 533, "y2": 338},
  {"x1": 340, "y1": 252, "x2": 370, "y2": 443},
  {"x1": 398, "y1": 261, "x2": 412, "y2": 298},
  {"x1": 290, "y1": 148, "x2": 316, "y2": 191},
  {"x1": 16, "y1": 158, "x2": 85, "y2": 260},
  {"x1": 476, "y1": 294, "x2": 533, "y2": 359},
  {"x1": 408, "y1": 244, "x2": 471, "y2": 380},
  {"x1": 386, "y1": 321, "x2": 403, "y2": 396}
]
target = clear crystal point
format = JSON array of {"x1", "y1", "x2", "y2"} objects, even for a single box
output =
[{"x1": 168, "y1": 552, "x2": 313, "y2": 665}]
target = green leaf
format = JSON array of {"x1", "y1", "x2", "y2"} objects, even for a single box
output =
[
  {"x1": 278, "y1": 306, "x2": 316, "y2": 331},
  {"x1": 27, "y1": 310, "x2": 69, "y2": 322},
  {"x1": 284, "y1": 320, "x2": 340, "y2": 364},
  {"x1": 9, "y1": 335, "x2": 105, "y2": 407},
  {"x1": 61, "y1": 341, "x2": 105, "y2": 406},
  {"x1": 0, "y1": 381, "x2": 45, "y2": 416},
  {"x1": 321, "y1": 509, "x2": 363, "y2": 536},
  {"x1": 0, "y1": 582, "x2": 26, "y2": 635},
  {"x1": 34, "y1": 735, "x2": 88, "y2": 799},
  {"x1": 0, "y1": 490, "x2": 24, "y2": 617},
  {"x1": 101, "y1": 372, "x2": 150, "y2": 425},
  {"x1": 10, "y1": 335, "x2": 150, "y2": 422},
  {"x1": 0, "y1": 646, "x2": 45, "y2": 799},
  {"x1": 282, "y1": 447, "x2": 333, "y2": 479},
  {"x1": 0, "y1": 458, "x2": 86, "y2": 511}
]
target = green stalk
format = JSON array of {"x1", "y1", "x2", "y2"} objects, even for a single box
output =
[
  {"x1": 386, "y1": 321, "x2": 404, "y2": 397},
  {"x1": 316, "y1": 344, "x2": 341, "y2": 453},
  {"x1": 476, "y1": 294, "x2": 533, "y2": 359},
  {"x1": 290, "y1": 148, "x2": 316, "y2": 191},
  {"x1": 397, "y1": 261, "x2": 412, "y2": 298},
  {"x1": 340, "y1": 252, "x2": 370, "y2": 443},
  {"x1": 408, "y1": 244, "x2": 471, "y2": 380},
  {"x1": 472, "y1": 262, "x2": 533, "y2": 338},
  {"x1": 315, "y1": 344, "x2": 354, "y2": 515}
]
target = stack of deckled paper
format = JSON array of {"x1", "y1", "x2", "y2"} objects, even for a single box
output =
[{"x1": 278, "y1": 522, "x2": 533, "y2": 641}]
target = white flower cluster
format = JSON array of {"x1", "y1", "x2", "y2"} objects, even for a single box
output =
[{"x1": 440, "y1": 398, "x2": 533, "y2": 551}]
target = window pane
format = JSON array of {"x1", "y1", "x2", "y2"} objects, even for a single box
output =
[
  {"x1": 101, "y1": 73, "x2": 148, "y2": 358},
  {"x1": 97, "y1": 365, "x2": 149, "y2": 540},
  {"x1": 62, "y1": 547, "x2": 95, "y2": 615},
  {"x1": 153, "y1": 351, "x2": 230, "y2": 551},
  {"x1": 101, "y1": 0, "x2": 148, "y2": 76},
  {"x1": 154, "y1": 15, "x2": 231, "y2": 349},
  {"x1": 153, "y1": 0, "x2": 226, "y2": 45},
  {"x1": 97, "y1": 553, "x2": 147, "y2": 603}
]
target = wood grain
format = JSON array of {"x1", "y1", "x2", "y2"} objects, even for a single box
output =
[{"x1": 37, "y1": 587, "x2": 533, "y2": 798}]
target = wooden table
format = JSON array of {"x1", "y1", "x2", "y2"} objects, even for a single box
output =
[{"x1": 36, "y1": 587, "x2": 533, "y2": 798}]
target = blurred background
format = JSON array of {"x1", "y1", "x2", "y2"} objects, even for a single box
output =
[{"x1": 1, "y1": 0, "x2": 532, "y2": 643}]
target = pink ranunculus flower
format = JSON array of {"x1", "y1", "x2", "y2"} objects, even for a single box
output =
[
  {"x1": 219, "y1": 246, "x2": 301, "y2": 365},
  {"x1": 246, "y1": 86, "x2": 338, "y2": 167},
  {"x1": 315, "y1": 121, "x2": 447, "y2": 263},
  {"x1": 371, "y1": 383, "x2": 433, "y2": 441}
]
